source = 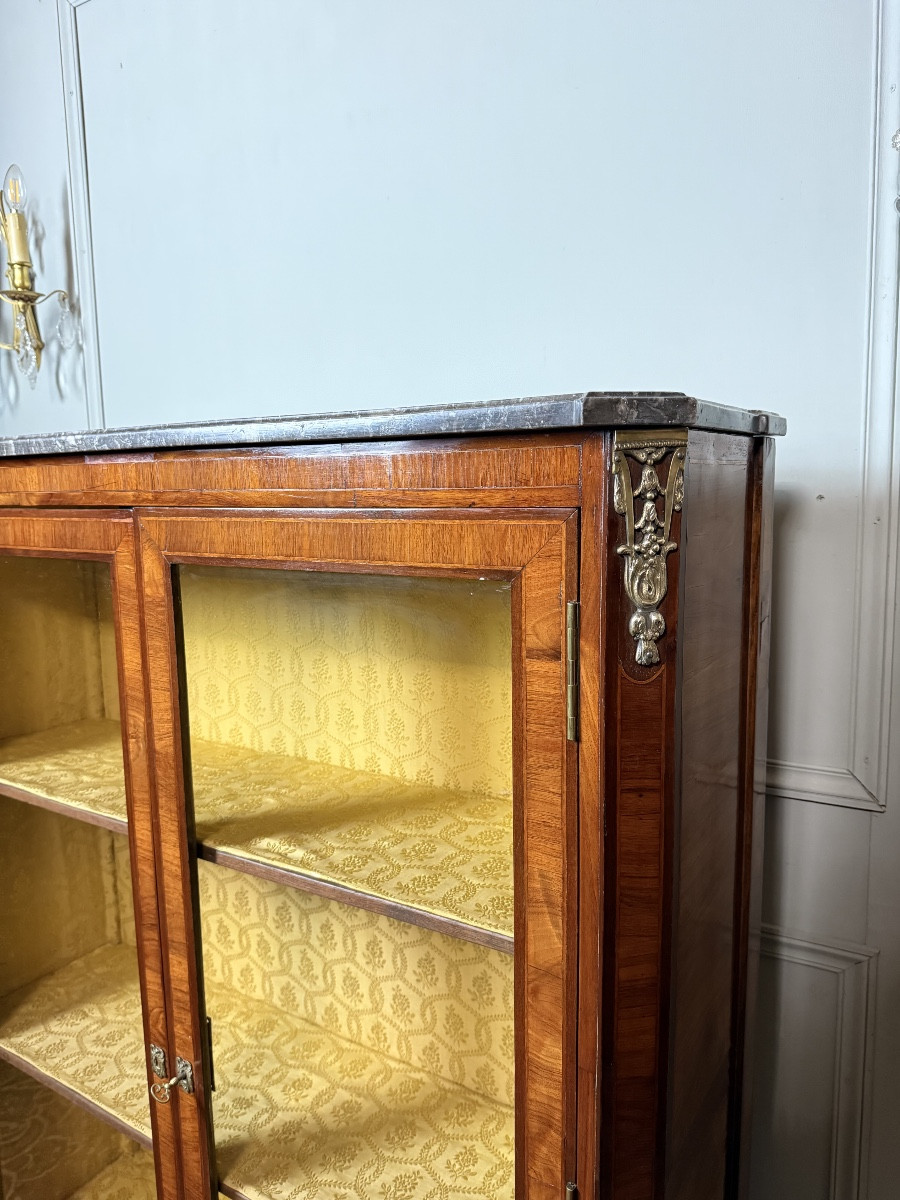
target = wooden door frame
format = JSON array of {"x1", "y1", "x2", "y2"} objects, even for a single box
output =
[
  {"x1": 0, "y1": 508, "x2": 181, "y2": 1200},
  {"x1": 135, "y1": 505, "x2": 579, "y2": 1200}
]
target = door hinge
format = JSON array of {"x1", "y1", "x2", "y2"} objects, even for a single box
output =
[
  {"x1": 206, "y1": 1016, "x2": 216, "y2": 1092},
  {"x1": 566, "y1": 601, "x2": 580, "y2": 742},
  {"x1": 566, "y1": 1183, "x2": 578, "y2": 1200}
]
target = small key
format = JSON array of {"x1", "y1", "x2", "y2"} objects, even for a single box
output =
[{"x1": 150, "y1": 1073, "x2": 181, "y2": 1104}]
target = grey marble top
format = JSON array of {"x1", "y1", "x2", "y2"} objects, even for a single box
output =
[{"x1": 0, "y1": 392, "x2": 785, "y2": 457}]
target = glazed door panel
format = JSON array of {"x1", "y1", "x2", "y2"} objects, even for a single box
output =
[
  {"x1": 136, "y1": 508, "x2": 578, "y2": 1200},
  {"x1": 0, "y1": 511, "x2": 178, "y2": 1200}
]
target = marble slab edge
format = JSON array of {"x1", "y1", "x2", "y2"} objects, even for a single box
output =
[{"x1": 0, "y1": 392, "x2": 786, "y2": 458}]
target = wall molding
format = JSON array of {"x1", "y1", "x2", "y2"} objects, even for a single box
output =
[
  {"x1": 766, "y1": 761, "x2": 881, "y2": 813},
  {"x1": 766, "y1": 0, "x2": 900, "y2": 814},
  {"x1": 56, "y1": 0, "x2": 103, "y2": 428},
  {"x1": 760, "y1": 927, "x2": 878, "y2": 1200}
]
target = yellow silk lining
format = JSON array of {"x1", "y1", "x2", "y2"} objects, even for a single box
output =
[
  {"x1": 0, "y1": 719, "x2": 514, "y2": 937},
  {"x1": 0, "y1": 799, "x2": 149, "y2": 1190},
  {"x1": 0, "y1": 798, "x2": 134, "y2": 997},
  {"x1": 0, "y1": 1060, "x2": 155, "y2": 1200},
  {"x1": 199, "y1": 861, "x2": 514, "y2": 1106},
  {"x1": 208, "y1": 974, "x2": 514, "y2": 1200},
  {"x1": 192, "y1": 739, "x2": 513, "y2": 935},
  {"x1": 0, "y1": 933, "x2": 514, "y2": 1200},
  {"x1": 179, "y1": 568, "x2": 513, "y2": 795},
  {"x1": 0, "y1": 563, "x2": 518, "y2": 1196},
  {"x1": 68, "y1": 1149, "x2": 159, "y2": 1200},
  {"x1": 0, "y1": 944, "x2": 151, "y2": 1139},
  {"x1": 0, "y1": 565, "x2": 516, "y2": 936},
  {"x1": 0, "y1": 557, "x2": 120, "y2": 743},
  {"x1": 0, "y1": 719, "x2": 127, "y2": 825},
  {"x1": 200, "y1": 862, "x2": 514, "y2": 1198}
]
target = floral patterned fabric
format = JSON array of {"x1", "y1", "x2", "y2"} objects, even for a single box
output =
[
  {"x1": 193, "y1": 741, "x2": 513, "y2": 936},
  {"x1": 200, "y1": 862, "x2": 514, "y2": 1105},
  {"x1": 201, "y1": 863, "x2": 514, "y2": 1198},
  {"x1": 0, "y1": 718, "x2": 514, "y2": 937},
  {"x1": 68, "y1": 1150, "x2": 158, "y2": 1200},
  {"x1": 0, "y1": 1058, "x2": 152, "y2": 1200},
  {"x1": 209, "y1": 974, "x2": 514, "y2": 1200},
  {"x1": 0, "y1": 944, "x2": 150, "y2": 1139},
  {"x1": 0, "y1": 719, "x2": 127, "y2": 825},
  {"x1": 179, "y1": 568, "x2": 513, "y2": 795}
]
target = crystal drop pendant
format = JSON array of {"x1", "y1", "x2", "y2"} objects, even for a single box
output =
[
  {"x1": 14, "y1": 312, "x2": 38, "y2": 388},
  {"x1": 57, "y1": 294, "x2": 77, "y2": 350}
]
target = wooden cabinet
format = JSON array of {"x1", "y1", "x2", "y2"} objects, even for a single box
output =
[{"x1": 0, "y1": 396, "x2": 783, "y2": 1200}]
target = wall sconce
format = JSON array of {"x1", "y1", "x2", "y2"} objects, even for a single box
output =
[{"x1": 0, "y1": 164, "x2": 77, "y2": 389}]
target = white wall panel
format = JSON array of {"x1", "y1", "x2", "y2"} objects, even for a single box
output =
[
  {"x1": 763, "y1": 798, "x2": 871, "y2": 945},
  {"x1": 750, "y1": 931, "x2": 876, "y2": 1200}
]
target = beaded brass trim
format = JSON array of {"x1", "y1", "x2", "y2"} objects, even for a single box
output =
[{"x1": 613, "y1": 430, "x2": 687, "y2": 667}]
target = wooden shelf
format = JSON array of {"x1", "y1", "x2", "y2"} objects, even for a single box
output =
[
  {"x1": 206, "y1": 974, "x2": 514, "y2": 1200},
  {"x1": 191, "y1": 738, "x2": 513, "y2": 949},
  {"x1": 0, "y1": 718, "x2": 513, "y2": 951},
  {"x1": 68, "y1": 1149, "x2": 158, "y2": 1199},
  {"x1": 0, "y1": 719, "x2": 127, "y2": 832},
  {"x1": 0, "y1": 943, "x2": 150, "y2": 1146}
]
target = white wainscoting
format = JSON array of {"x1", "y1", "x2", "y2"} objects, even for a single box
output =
[
  {"x1": 750, "y1": 929, "x2": 878, "y2": 1200},
  {"x1": 766, "y1": 0, "x2": 900, "y2": 815}
]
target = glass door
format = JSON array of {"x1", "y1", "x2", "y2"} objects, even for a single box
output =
[
  {"x1": 139, "y1": 509, "x2": 578, "y2": 1200},
  {"x1": 0, "y1": 513, "x2": 176, "y2": 1200}
]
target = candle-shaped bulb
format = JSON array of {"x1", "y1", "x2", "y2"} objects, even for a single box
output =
[{"x1": 3, "y1": 165, "x2": 27, "y2": 213}]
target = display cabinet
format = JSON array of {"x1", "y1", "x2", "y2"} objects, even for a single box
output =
[{"x1": 0, "y1": 393, "x2": 783, "y2": 1200}]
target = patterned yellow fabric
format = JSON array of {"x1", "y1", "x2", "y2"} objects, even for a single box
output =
[
  {"x1": 0, "y1": 1059, "x2": 140, "y2": 1200},
  {"x1": 208, "y1": 974, "x2": 514, "y2": 1200},
  {"x1": 200, "y1": 863, "x2": 514, "y2": 1198},
  {"x1": 193, "y1": 740, "x2": 513, "y2": 936},
  {"x1": 0, "y1": 943, "x2": 150, "y2": 1139},
  {"x1": 0, "y1": 719, "x2": 127, "y2": 825},
  {"x1": 199, "y1": 862, "x2": 514, "y2": 1106},
  {"x1": 179, "y1": 567, "x2": 512, "y2": 793},
  {"x1": 68, "y1": 1149, "x2": 158, "y2": 1200},
  {"x1": 0, "y1": 557, "x2": 118, "y2": 742},
  {"x1": 0, "y1": 798, "x2": 124, "y2": 996},
  {"x1": 0, "y1": 718, "x2": 513, "y2": 937},
  {"x1": 112, "y1": 832, "x2": 138, "y2": 949},
  {"x1": 0, "y1": 804, "x2": 148, "y2": 1192}
]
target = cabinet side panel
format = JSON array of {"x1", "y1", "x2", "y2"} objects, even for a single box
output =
[
  {"x1": 665, "y1": 431, "x2": 751, "y2": 1200},
  {"x1": 731, "y1": 438, "x2": 776, "y2": 1199},
  {"x1": 601, "y1": 431, "x2": 685, "y2": 1200}
]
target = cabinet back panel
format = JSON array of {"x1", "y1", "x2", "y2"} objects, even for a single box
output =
[
  {"x1": 0, "y1": 1061, "x2": 138, "y2": 1200},
  {"x1": 198, "y1": 859, "x2": 515, "y2": 1106},
  {"x1": 178, "y1": 566, "x2": 513, "y2": 794},
  {"x1": 0, "y1": 558, "x2": 119, "y2": 740},
  {"x1": 0, "y1": 801, "x2": 135, "y2": 995}
]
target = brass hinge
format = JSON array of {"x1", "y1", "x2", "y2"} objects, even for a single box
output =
[
  {"x1": 206, "y1": 1016, "x2": 216, "y2": 1092},
  {"x1": 566, "y1": 1183, "x2": 578, "y2": 1200},
  {"x1": 566, "y1": 601, "x2": 580, "y2": 742}
]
